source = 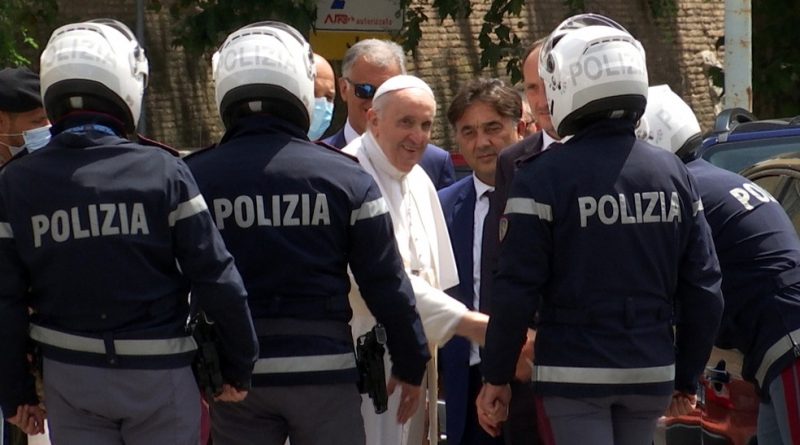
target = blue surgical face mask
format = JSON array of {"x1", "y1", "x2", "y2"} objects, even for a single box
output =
[
  {"x1": 307, "y1": 97, "x2": 334, "y2": 141},
  {"x1": 0, "y1": 124, "x2": 51, "y2": 156},
  {"x1": 22, "y1": 124, "x2": 52, "y2": 152}
]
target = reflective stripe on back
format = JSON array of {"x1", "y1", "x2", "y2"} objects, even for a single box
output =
[
  {"x1": 756, "y1": 327, "x2": 800, "y2": 386},
  {"x1": 350, "y1": 197, "x2": 389, "y2": 225},
  {"x1": 533, "y1": 363, "x2": 675, "y2": 385},
  {"x1": 505, "y1": 197, "x2": 553, "y2": 221},
  {"x1": 253, "y1": 352, "x2": 356, "y2": 374},
  {"x1": 30, "y1": 324, "x2": 197, "y2": 356},
  {"x1": 0, "y1": 222, "x2": 12, "y2": 239},
  {"x1": 168, "y1": 194, "x2": 208, "y2": 227}
]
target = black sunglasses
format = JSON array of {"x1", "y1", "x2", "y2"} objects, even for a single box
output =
[{"x1": 344, "y1": 78, "x2": 378, "y2": 99}]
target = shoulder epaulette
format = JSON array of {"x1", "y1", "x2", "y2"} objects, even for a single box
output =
[
  {"x1": 517, "y1": 148, "x2": 546, "y2": 167},
  {"x1": 314, "y1": 140, "x2": 359, "y2": 163},
  {"x1": 136, "y1": 133, "x2": 180, "y2": 157},
  {"x1": 182, "y1": 142, "x2": 218, "y2": 160}
]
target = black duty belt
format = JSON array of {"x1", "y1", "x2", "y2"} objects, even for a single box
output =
[{"x1": 252, "y1": 318, "x2": 352, "y2": 342}]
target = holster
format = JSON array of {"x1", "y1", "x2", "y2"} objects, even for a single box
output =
[
  {"x1": 356, "y1": 324, "x2": 388, "y2": 414},
  {"x1": 189, "y1": 311, "x2": 224, "y2": 400}
]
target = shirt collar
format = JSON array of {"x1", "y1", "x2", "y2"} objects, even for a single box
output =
[
  {"x1": 542, "y1": 131, "x2": 557, "y2": 151},
  {"x1": 344, "y1": 119, "x2": 360, "y2": 144},
  {"x1": 472, "y1": 174, "x2": 494, "y2": 198}
]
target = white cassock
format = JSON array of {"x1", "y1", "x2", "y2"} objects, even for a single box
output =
[{"x1": 344, "y1": 132, "x2": 468, "y2": 445}]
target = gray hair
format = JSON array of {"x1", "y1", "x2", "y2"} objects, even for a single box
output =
[{"x1": 342, "y1": 39, "x2": 406, "y2": 77}]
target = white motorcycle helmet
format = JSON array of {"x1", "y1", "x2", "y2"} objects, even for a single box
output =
[
  {"x1": 637, "y1": 84, "x2": 702, "y2": 157},
  {"x1": 40, "y1": 19, "x2": 149, "y2": 134},
  {"x1": 539, "y1": 14, "x2": 648, "y2": 137},
  {"x1": 213, "y1": 21, "x2": 315, "y2": 130}
]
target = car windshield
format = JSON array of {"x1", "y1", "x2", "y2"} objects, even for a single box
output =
[{"x1": 703, "y1": 137, "x2": 800, "y2": 173}]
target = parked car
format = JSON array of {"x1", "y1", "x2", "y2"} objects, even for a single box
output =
[
  {"x1": 657, "y1": 108, "x2": 800, "y2": 445},
  {"x1": 740, "y1": 152, "x2": 800, "y2": 233},
  {"x1": 697, "y1": 108, "x2": 800, "y2": 174}
]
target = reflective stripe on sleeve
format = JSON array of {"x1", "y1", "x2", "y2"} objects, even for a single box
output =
[
  {"x1": 0, "y1": 222, "x2": 12, "y2": 239},
  {"x1": 693, "y1": 199, "x2": 704, "y2": 216},
  {"x1": 168, "y1": 194, "x2": 208, "y2": 227},
  {"x1": 30, "y1": 324, "x2": 197, "y2": 356},
  {"x1": 350, "y1": 197, "x2": 389, "y2": 225},
  {"x1": 253, "y1": 353, "x2": 356, "y2": 374},
  {"x1": 533, "y1": 363, "x2": 675, "y2": 385},
  {"x1": 756, "y1": 327, "x2": 800, "y2": 386},
  {"x1": 504, "y1": 197, "x2": 553, "y2": 222}
]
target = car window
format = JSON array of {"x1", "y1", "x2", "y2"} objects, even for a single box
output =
[
  {"x1": 783, "y1": 178, "x2": 800, "y2": 233},
  {"x1": 703, "y1": 137, "x2": 800, "y2": 173},
  {"x1": 751, "y1": 173, "x2": 800, "y2": 234},
  {"x1": 751, "y1": 174, "x2": 786, "y2": 198}
]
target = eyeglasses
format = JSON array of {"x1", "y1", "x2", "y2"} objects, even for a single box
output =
[{"x1": 344, "y1": 78, "x2": 378, "y2": 100}]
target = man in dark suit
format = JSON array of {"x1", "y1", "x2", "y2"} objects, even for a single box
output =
[
  {"x1": 494, "y1": 39, "x2": 560, "y2": 210},
  {"x1": 438, "y1": 78, "x2": 526, "y2": 445},
  {"x1": 322, "y1": 39, "x2": 455, "y2": 190},
  {"x1": 481, "y1": 39, "x2": 560, "y2": 445}
]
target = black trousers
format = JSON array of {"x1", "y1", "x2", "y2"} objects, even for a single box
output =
[{"x1": 504, "y1": 380, "x2": 542, "y2": 445}]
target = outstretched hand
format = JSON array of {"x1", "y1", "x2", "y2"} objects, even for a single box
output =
[{"x1": 387, "y1": 376, "x2": 421, "y2": 424}]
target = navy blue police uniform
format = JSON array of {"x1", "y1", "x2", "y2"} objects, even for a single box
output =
[
  {"x1": 186, "y1": 115, "x2": 430, "y2": 443},
  {"x1": 686, "y1": 157, "x2": 800, "y2": 396},
  {"x1": 0, "y1": 118, "x2": 259, "y2": 442},
  {"x1": 484, "y1": 119, "x2": 723, "y2": 423}
]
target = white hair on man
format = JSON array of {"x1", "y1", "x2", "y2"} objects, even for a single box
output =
[{"x1": 370, "y1": 74, "x2": 436, "y2": 115}]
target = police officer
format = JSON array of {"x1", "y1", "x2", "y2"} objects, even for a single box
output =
[
  {"x1": 0, "y1": 67, "x2": 51, "y2": 166},
  {"x1": 0, "y1": 66, "x2": 50, "y2": 445},
  {"x1": 0, "y1": 18, "x2": 259, "y2": 444},
  {"x1": 640, "y1": 84, "x2": 800, "y2": 445},
  {"x1": 185, "y1": 22, "x2": 430, "y2": 445},
  {"x1": 478, "y1": 14, "x2": 724, "y2": 445}
]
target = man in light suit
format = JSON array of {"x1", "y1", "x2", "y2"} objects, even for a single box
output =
[
  {"x1": 322, "y1": 39, "x2": 455, "y2": 189},
  {"x1": 438, "y1": 78, "x2": 527, "y2": 445}
]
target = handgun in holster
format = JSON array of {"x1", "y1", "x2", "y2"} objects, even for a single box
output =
[
  {"x1": 189, "y1": 311, "x2": 224, "y2": 400},
  {"x1": 356, "y1": 324, "x2": 389, "y2": 414}
]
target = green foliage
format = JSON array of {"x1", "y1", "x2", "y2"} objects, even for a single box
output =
[
  {"x1": 752, "y1": 0, "x2": 800, "y2": 117},
  {"x1": 399, "y1": 2, "x2": 429, "y2": 54},
  {"x1": 155, "y1": 0, "x2": 527, "y2": 83},
  {"x1": 398, "y1": 0, "x2": 527, "y2": 84},
  {"x1": 146, "y1": 0, "x2": 800, "y2": 119},
  {"x1": 646, "y1": 0, "x2": 678, "y2": 19},
  {"x1": 563, "y1": 0, "x2": 585, "y2": 15},
  {"x1": 148, "y1": 0, "x2": 317, "y2": 55},
  {"x1": 0, "y1": 0, "x2": 58, "y2": 67}
]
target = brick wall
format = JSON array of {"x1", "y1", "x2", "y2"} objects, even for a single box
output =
[
  {"x1": 40, "y1": 0, "x2": 724, "y2": 150},
  {"x1": 408, "y1": 0, "x2": 725, "y2": 148}
]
